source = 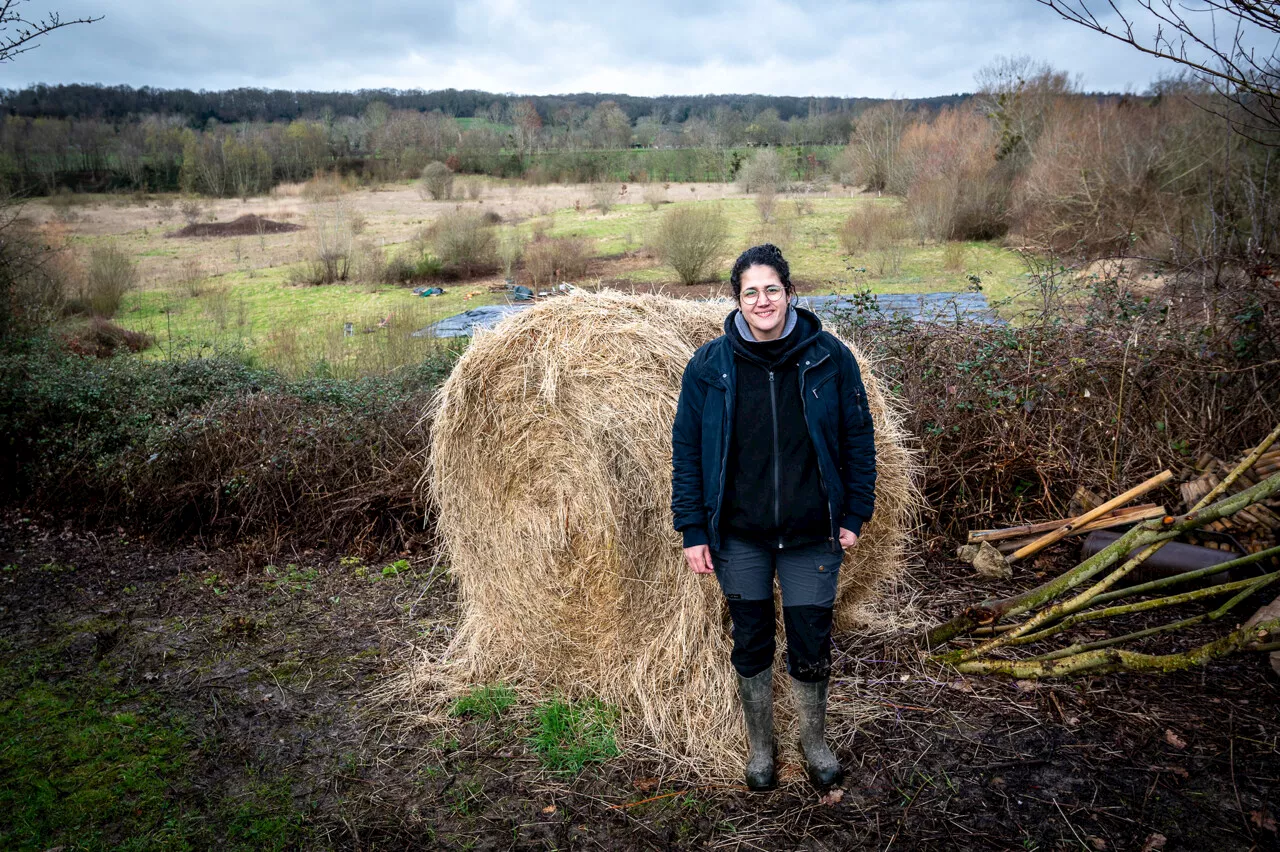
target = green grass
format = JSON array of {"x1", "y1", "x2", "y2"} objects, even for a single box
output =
[
  {"x1": 109, "y1": 192, "x2": 1037, "y2": 377},
  {"x1": 0, "y1": 678, "x2": 195, "y2": 851},
  {"x1": 537, "y1": 195, "x2": 1030, "y2": 304},
  {"x1": 449, "y1": 684, "x2": 517, "y2": 721},
  {"x1": 528, "y1": 697, "x2": 620, "y2": 774},
  {"x1": 0, "y1": 643, "x2": 314, "y2": 852},
  {"x1": 115, "y1": 267, "x2": 485, "y2": 378}
]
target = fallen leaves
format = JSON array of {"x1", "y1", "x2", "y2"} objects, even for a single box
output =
[
  {"x1": 1140, "y1": 832, "x2": 1167, "y2": 852},
  {"x1": 1163, "y1": 729, "x2": 1187, "y2": 750},
  {"x1": 818, "y1": 787, "x2": 845, "y2": 806}
]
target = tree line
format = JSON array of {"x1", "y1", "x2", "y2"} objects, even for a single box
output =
[{"x1": 0, "y1": 82, "x2": 968, "y2": 125}]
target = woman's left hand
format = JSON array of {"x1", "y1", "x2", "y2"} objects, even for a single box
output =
[{"x1": 838, "y1": 527, "x2": 859, "y2": 549}]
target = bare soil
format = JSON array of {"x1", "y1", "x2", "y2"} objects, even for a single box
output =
[
  {"x1": 167, "y1": 214, "x2": 304, "y2": 238},
  {"x1": 1, "y1": 512, "x2": 1276, "y2": 850}
]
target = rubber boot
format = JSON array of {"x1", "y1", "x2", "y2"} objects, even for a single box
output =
[
  {"x1": 790, "y1": 675, "x2": 844, "y2": 789},
  {"x1": 735, "y1": 668, "x2": 778, "y2": 791}
]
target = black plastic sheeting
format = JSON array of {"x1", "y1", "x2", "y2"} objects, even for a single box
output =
[{"x1": 414, "y1": 292, "x2": 999, "y2": 339}]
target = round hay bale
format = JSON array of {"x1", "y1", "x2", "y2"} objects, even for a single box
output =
[{"x1": 423, "y1": 291, "x2": 917, "y2": 776}]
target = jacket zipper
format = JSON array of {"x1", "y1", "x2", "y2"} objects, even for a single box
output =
[
  {"x1": 799, "y1": 356, "x2": 838, "y2": 552},
  {"x1": 715, "y1": 371, "x2": 732, "y2": 550},
  {"x1": 769, "y1": 370, "x2": 782, "y2": 550}
]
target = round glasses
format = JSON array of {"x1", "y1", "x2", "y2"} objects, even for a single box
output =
[{"x1": 741, "y1": 285, "x2": 786, "y2": 305}]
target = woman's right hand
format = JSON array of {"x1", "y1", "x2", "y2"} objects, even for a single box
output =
[{"x1": 684, "y1": 544, "x2": 714, "y2": 575}]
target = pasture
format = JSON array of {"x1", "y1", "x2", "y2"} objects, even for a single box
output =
[{"x1": 30, "y1": 179, "x2": 1028, "y2": 377}]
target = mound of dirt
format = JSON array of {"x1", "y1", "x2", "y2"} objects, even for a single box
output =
[{"x1": 168, "y1": 214, "x2": 303, "y2": 238}]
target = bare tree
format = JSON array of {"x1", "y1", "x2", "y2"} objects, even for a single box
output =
[
  {"x1": 1036, "y1": 1, "x2": 1280, "y2": 140},
  {"x1": 0, "y1": 0, "x2": 101, "y2": 63}
]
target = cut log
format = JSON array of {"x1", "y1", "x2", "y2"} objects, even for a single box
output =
[
  {"x1": 970, "y1": 504, "x2": 1163, "y2": 544},
  {"x1": 1008, "y1": 471, "x2": 1174, "y2": 563}
]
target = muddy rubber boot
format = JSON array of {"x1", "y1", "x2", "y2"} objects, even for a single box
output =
[
  {"x1": 736, "y1": 668, "x2": 778, "y2": 791},
  {"x1": 790, "y1": 675, "x2": 844, "y2": 789}
]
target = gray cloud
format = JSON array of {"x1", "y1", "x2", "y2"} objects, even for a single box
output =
[{"x1": 5, "y1": 0, "x2": 1213, "y2": 97}]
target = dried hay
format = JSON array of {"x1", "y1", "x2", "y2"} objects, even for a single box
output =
[{"x1": 398, "y1": 291, "x2": 919, "y2": 777}]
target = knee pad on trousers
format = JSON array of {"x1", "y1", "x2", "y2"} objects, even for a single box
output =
[
  {"x1": 783, "y1": 605, "x2": 834, "y2": 682},
  {"x1": 725, "y1": 598, "x2": 776, "y2": 678}
]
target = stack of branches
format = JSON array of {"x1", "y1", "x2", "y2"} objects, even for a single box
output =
[
  {"x1": 924, "y1": 425, "x2": 1280, "y2": 678},
  {"x1": 831, "y1": 271, "x2": 1280, "y2": 551}
]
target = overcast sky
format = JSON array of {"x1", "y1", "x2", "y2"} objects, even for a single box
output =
[{"x1": 0, "y1": 0, "x2": 1230, "y2": 98}]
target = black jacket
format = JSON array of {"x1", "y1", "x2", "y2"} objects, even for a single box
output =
[
  {"x1": 722, "y1": 307, "x2": 831, "y2": 547},
  {"x1": 670, "y1": 305, "x2": 877, "y2": 551}
]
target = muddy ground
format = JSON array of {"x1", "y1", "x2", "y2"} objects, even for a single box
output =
[{"x1": 1, "y1": 511, "x2": 1277, "y2": 851}]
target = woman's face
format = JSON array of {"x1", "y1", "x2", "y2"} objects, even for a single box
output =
[{"x1": 738, "y1": 264, "x2": 790, "y2": 341}]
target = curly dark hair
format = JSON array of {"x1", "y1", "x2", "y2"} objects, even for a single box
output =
[{"x1": 729, "y1": 244, "x2": 792, "y2": 300}]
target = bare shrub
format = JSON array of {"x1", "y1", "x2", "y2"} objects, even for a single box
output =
[
  {"x1": 524, "y1": 236, "x2": 590, "y2": 286},
  {"x1": 750, "y1": 218, "x2": 794, "y2": 253},
  {"x1": 301, "y1": 170, "x2": 352, "y2": 202},
  {"x1": 427, "y1": 209, "x2": 497, "y2": 277},
  {"x1": 2, "y1": 218, "x2": 70, "y2": 331},
  {"x1": 81, "y1": 244, "x2": 138, "y2": 317},
  {"x1": 201, "y1": 283, "x2": 232, "y2": 330},
  {"x1": 465, "y1": 179, "x2": 484, "y2": 201},
  {"x1": 292, "y1": 204, "x2": 356, "y2": 285},
  {"x1": 351, "y1": 239, "x2": 388, "y2": 288},
  {"x1": 498, "y1": 227, "x2": 526, "y2": 279},
  {"x1": 177, "y1": 257, "x2": 206, "y2": 297},
  {"x1": 589, "y1": 182, "x2": 618, "y2": 214},
  {"x1": 530, "y1": 218, "x2": 553, "y2": 242},
  {"x1": 792, "y1": 196, "x2": 815, "y2": 217},
  {"x1": 837, "y1": 205, "x2": 902, "y2": 255},
  {"x1": 652, "y1": 205, "x2": 730, "y2": 285},
  {"x1": 348, "y1": 209, "x2": 368, "y2": 235},
  {"x1": 179, "y1": 198, "x2": 204, "y2": 225},
  {"x1": 1013, "y1": 98, "x2": 1190, "y2": 256},
  {"x1": 754, "y1": 185, "x2": 777, "y2": 223},
  {"x1": 420, "y1": 161, "x2": 455, "y2": 201},
  {"x1": 643, "y1": 183, "x2": 667, "y2": 210},
  {"x1": 838, "y1": 102, "x2": 908, "y2": 191},
  {"x1": 899, "y1": 106, "x2": 1008, "y2": 241},
  {"x1": 737, "y1": 148, "x2": 783, "y2": 193},
  {"x1": 943, "y1": 241, "x2": 967, "y2": 271}
]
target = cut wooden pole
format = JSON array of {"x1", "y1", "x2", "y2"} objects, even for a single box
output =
[
  {"x1": 932, "y1": 473, "x2": 1280, "y2": 663},
  {"x1": 1086, "y1": 544, "x2": 1280, "y2": 607},
  {"x1": 969, "y1": 504, "x2": 1163, "y2": 544},
  {"x1": 1027, "y1": 575, "x2": 1279, "y2": 663},
  {"x1": 1007, "y1": 470, "x2": 1173, "y2": 563},
  {"x1": 952, "y1": 616, "x2": 1280, "y2": 678},
  {"x1": 993, "y1": 506, "x2": 1168, "y2": 554},
  {"x1": 1006, "y1": 570, "x2": 1279, "y2": 647}
]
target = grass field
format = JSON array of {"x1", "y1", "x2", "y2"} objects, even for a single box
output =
[{"x1": 32, "y1": 180, "x2": 1037, "y2": 377}]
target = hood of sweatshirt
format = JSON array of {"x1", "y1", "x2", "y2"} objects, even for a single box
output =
[{"x1": 725, "y1": 302, "x2": 825, "y2": 369}]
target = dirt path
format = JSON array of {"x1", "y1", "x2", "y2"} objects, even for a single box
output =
[{"x1": 1, "y1": 513, "x2": 1276, "y2": 850}]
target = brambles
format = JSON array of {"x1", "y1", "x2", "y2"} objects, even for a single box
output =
[{"x1": 651, "y1": 204, "x2": 730, "y2": 285}]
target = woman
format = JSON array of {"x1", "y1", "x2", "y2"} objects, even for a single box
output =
[{"x1": 671, "y1": 244, "x2": 876, "y2": 791}]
